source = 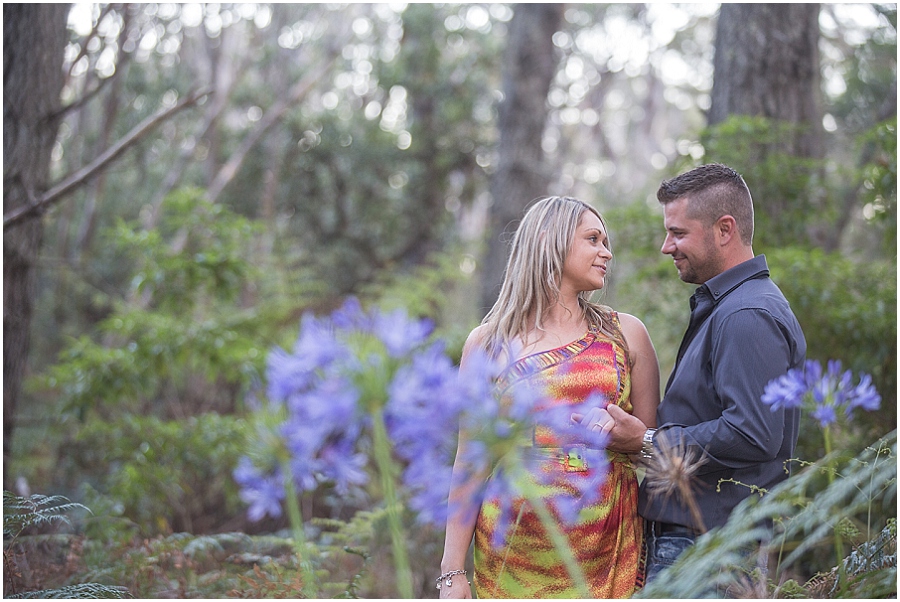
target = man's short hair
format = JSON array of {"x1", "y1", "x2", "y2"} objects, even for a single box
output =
[{"x1": 657, "y1": 163, "x2": 754, "y2": 245}]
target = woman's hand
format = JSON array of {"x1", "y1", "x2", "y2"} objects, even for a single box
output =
[
  {"x1": 438, "y1": 575, "x2": 473, "y2": 599},
  {"x1": 571, "y1": 405, "x2": 615, "y2": 436}
]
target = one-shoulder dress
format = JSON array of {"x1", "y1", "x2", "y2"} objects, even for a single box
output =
[{"x1": 472, "y1": 316, "x2": 644, "y2": 598}]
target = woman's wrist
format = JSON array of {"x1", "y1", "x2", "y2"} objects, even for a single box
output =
[{"x1": 435, "y1": 569, "x2": 468, "y2": 590}]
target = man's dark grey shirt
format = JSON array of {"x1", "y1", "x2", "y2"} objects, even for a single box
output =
[{"x1": 639, "y1": 255, "x2": 807, "y2": 530}]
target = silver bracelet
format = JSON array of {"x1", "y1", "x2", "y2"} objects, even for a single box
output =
[{"x1": 435, "y1": 569, "x2": 467, "y2": 589}]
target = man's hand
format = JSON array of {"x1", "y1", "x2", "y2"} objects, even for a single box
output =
[{"x1": 571, "y1": 404, "x2": 647, "y2": 454}]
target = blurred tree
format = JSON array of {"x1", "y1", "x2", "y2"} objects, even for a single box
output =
[
  {"x1": 710, "y1": 4, "x2": 824, "y2": 156},
  {"x1": 480, "y1": 3, "x2": 563, "y2": 312},
  {"x1": 266, "y1": 4, "x2": 500, "y2": 293},
  {"x1": 708, "y1": 4, "x2": 825, "y2": 248},
  {"x1": 4, "y1": 4, "x2": 71, "y2": 488}
]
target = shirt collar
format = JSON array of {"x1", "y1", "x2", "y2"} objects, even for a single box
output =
[{"x1": 698, "y1": 254, "x2": 770, "y2": 303}]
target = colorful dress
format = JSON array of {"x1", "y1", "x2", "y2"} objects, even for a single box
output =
[{"x1": 473, "y1": 316, "x2": 644, "y2": 598}]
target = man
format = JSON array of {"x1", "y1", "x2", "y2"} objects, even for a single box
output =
[{"x1": 590, "y1": 163, "x2": 806, "y2": 582}]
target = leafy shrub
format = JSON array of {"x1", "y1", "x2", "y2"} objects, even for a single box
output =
[
  {"x1": 767, "y1": 247, "x2": 896, "y2": 455},
  {"x1": 64, "y1": 413, "x2": 250, "y2": 537},
  {"x1": 35, "y1": 190, "x2": 278, "y2": 420}
]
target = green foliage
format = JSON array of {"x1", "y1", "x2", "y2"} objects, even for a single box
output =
[
  {"x1": 118, "y1": 189, "x2": 263, "y2": 310},
  {"x1": 767, "y1": 247, "x2": 896, "y2": 450},
  {"x1": 835, "y1": 519, "x2": 898, "y2": 598},
  {"x1": 64, "y1": 413, "x2": 249, "y2": 537},
  {"x1": 33, "y1": 190, "x2": 290, "y2": 419},
  {"x1": 702, "y1": 115, "x2": 832, "y2": 249},
  {"x1": 359, "y1": 246, "x2": 480, "y2": 360},
  {"x1": 3, "y1": 492, "x2": 89, "y2": 540},
  {"x1": 8, "y1": 584, "x2": 133, "y2": 599},
  {"x1": 55, "y1": 514, "x2": 432, "y2": 598},
  {"x1": 636, "y1": 430, "x2": 897, "y2": 598},
  {"x1": 251, "y1": 4, "x2": 498, "y2": 295},
  {"x1": 4, "y1": 492, "x2": 131, "y2": 599},
  {"x1": 857, "y1": 118, "x2": 898, "y2": 254}
]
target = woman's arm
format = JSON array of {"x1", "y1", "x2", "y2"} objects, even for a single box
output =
[
  {"x1": 439, "y1": 438, "x2": 481, "y2": 598},
  {"x1": 618, "y1": 312, "x2": 661, "y2": 429},
  {"x1": 438, "y1": 326, "x2": 491, "y2": 599}
]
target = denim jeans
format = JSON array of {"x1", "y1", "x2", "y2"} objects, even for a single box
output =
[
  {"x1": 645, "y1": 522, "x2": 768, "y2": 597},
  {"x1": 645, "y1": 525, "x2": 697, "y2": 584}
]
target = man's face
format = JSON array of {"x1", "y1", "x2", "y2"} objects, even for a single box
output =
[{"x1": 660, "y1": 197, "x2": 723, "y2": 285}]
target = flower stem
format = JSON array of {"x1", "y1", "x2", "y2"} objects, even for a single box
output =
[
  {"x1": 372, "y1": 408, "x2": 414, "y2": 598},
  {"x1": 284, "y1": 473, "x2": 318, "y2": 598},
  {"x1": 823, "y1": 426, "x2": 846, "y2": 570}
]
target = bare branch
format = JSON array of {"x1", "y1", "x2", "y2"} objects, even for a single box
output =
[
  {"x1": 63, "y1": 4, "x2": 117, "y2": 83},
  {"x1": 204, "y1": 45, "x2": 344, "y2": 204},
  {"x1": 144, "y1": 28, "x2": 259, "y2": 228},
  {"x1": 4, "y1": 88, "x2": 212, "y2": 231},
  {"x1": 46, "y1": 77, "x2": 114, "y2": 124},
  {"x1": 51, "y1": 5, "x2": 135, "y2": 125}
]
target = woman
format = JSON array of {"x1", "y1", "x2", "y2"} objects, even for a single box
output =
[{"x1": 438, "y1": 196, "x2": 660, "y2": 598}]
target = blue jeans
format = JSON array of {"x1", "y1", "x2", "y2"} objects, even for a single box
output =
[
  {"x1": 645, "y1": 522, "x2": 768, "y2": 597},
  {"x1": 645, "y1": 524, "x2": 697, "y2": 584}
]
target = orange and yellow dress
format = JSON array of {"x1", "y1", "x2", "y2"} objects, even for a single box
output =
[{"x1": 473, "y1": 317, "x2": 644, "y2": 598}]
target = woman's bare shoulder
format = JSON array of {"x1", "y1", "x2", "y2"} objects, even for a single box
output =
[
  {"x1": 615, "y1": 312, "x2": 654, "y2": 347},
  {"x1": 461, "y1": 324, "x2": 491, "y2": 358}
]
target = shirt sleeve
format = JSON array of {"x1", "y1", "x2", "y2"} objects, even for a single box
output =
[{"x1": 661, "y1": 307, "x2": 795, "y2": 475}]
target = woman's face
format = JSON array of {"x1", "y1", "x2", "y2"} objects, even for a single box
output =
[{"x1": 561, "y1": 210, "x2": 612, "y2": 294}]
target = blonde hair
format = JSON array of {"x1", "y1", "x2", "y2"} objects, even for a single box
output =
[{"x1": 480, "y1": 196, "x2": 628, "y2": 360}]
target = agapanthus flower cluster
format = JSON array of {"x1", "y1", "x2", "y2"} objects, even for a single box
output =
[
  {"x1": 235, "y1": 298, "x2": 611, "y2": 546},
  {"x1": 761, "y1": 359, "x2": 881, "y2": 427}
]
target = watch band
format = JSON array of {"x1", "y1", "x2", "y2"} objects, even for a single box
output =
[{"x1": 641, "y1": 428, "x2": 658, "y2": 461}]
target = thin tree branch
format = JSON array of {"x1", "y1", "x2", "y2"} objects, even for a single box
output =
[
  {"x1": 4, "y1": 88, "x2": 212, "y2": 231},
  {"x1": 46, "y1": 77, "x2": 114, "y2": 124},
  {"x1": 63, "y1": 4, "x2": 117, "y2": 83},
  {"x1": 144, "y1": 27, "x2": 259, "y2": 228},
  {"x1": 204, "y1": 47, "x2": 343, "y2": 204}
]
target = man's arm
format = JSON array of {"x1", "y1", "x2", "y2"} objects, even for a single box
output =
[{"x1": 661, "y1": 309, "x2": 796, "y2": 473}]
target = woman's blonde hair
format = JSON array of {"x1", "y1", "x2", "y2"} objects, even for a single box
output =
[{"x1": 480, "y1": 196, "x2": 627, "y2": 360}]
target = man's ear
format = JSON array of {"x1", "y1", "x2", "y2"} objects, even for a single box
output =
[{"x1": 715, "y1": 215, "x2": 738, "y2": 246}]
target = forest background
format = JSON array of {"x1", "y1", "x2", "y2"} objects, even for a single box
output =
[{"x1": 3, "y1": 2, "x2": 897, "y2": 598}]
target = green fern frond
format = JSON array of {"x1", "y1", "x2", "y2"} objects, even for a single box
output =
[
  {"x1": 8, "y1": 583, "x2": 133, "y2": 599},
  {"x1": 635, "y1": 430, "x2": 897, "y2": 598},
  {"x1": 3, "y1": 491, "x2": 91, "y2": 540}
]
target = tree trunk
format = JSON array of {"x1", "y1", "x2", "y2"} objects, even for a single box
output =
[
  {"x1": 3, "y1": 3, "x2": 70, "y2": 487},
  {"x1": 709, "y1": 3, "x2": 823, "y2": 159},
  {"x1": 480, "y1": 3, "x2": 563, "y2": 314}
]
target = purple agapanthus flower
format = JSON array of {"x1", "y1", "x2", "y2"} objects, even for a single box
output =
[
  {"x1": 330, "y1": 297, "x2": 370, "y2": 331},
  {"x1": 760, "y1": 366, "x2": 808, "y2": 411},
  {"x1": 845, "y1": 373, "x2": 881, "y2": 413},
  {"x1": 373, "y1": 307, "x2": 434, "y2": 358},
  {"x1": 385, "y1": 341, "x2": 492, "y2": 525},
  {"x1": 239, "y1": 295, "x2": 619, "y2": 541},
  {"x1": 762, "y1": 359, "x2": 881, "y2": 428},
  {"x1": 233, "y1": 457, "x2": 285, "y2": 521},
  {"x1": 238, "y1": 297, "x2": 452, "y2": 523},
  {"x1": 811, "y1": 403, "x2": 837, "y2": 427}
]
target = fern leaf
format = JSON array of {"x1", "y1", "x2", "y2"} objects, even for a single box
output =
[
  {"x1": 3, "y1": 491, "x2": 91, "y2": 539},
  {"x1": 8, "y1": 583, "x2": 132, "y2": 599}
]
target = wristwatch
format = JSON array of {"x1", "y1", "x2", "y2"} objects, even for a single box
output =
[{"x1": 640, "y1": 428, "x2": 658, "y2": 461}]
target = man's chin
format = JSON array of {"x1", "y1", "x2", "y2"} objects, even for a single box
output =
[{"x1": 676, "y1": 270, "x2": 699, "y2": 284}]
